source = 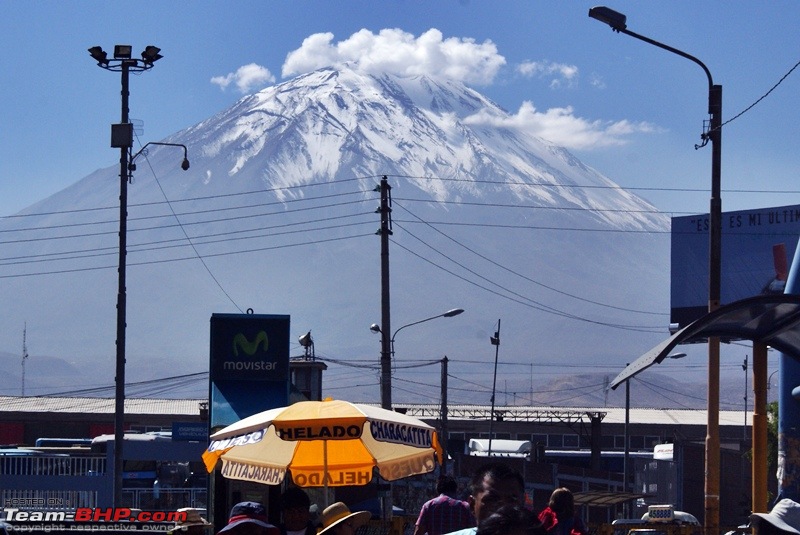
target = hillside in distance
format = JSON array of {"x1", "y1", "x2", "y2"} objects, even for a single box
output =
[{"x1": 0, "y1": 66, "x2": 675, "y2": 403}]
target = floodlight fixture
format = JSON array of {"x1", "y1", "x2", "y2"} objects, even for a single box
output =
[
  {"x1": 141, "y1": 45, "x2": 163, "y2": 65},
  {"x1": 113, "y1": 45, "x2": 132, "y2": 59},
  {"x1": 88, "y1": 46, "x2": 108, "y2": 66}
]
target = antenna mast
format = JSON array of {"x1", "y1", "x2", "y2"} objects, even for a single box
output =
[{"x1": 21, "y1": 323, "x2": 28, "y2": 396}]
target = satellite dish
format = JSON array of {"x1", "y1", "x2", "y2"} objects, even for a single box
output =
[{"x1": 298, "y1": 331, "x2": 313, "y2": 347}]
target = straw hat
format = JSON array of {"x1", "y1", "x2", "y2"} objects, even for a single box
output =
[
  {"x1": 751, "y1": 499, "x2": 800, "y2": 535},
  {"x1": 317, "y1": 503, "x2": 370, "y2": 535},
  {"x1": 170, "y1": 508, "x2": 212, "y2": 532}
]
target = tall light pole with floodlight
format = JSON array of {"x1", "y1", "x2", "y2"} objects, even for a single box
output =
[
  {"x1": 88, "y1": 45, "x2": 189, "y2": 506},
  {"x1": 588, "y1": 8, "x2": 722, "y2": 532}
]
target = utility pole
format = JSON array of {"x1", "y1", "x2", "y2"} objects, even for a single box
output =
[
  {"x1": 440, "y1": 356, "x2": 448, "y2": 474},
  {"x1": 488, "y1": 320, "x2": 501, "y2": 457},
  {"x1": 743, "y1": 356, "x2": 749, "y2": 440},
  {"x1": 21, "y1": 324, "x2": 28, "y2": 397},
  {"x1": 377, "y1": 176, "x2": 393, "y2": 410}
]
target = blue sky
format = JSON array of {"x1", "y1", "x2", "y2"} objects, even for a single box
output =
[
  {"x1": 1, "y1": 1, "x2": 798, "y2": 403},
  {"x1": 2, "y1": 1, "x2": 799, "y2": 220}
]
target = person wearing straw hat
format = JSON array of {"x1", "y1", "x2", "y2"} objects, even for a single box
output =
[
  {"x1": 169, "y1": 508, "x2": 213, "y2": 535},
  {"x1": 750, "y1": 499, "x2": 800, "y2": 535},
  {"x1": 317, "y1": 502, "x2": 371, "y2": 535}
]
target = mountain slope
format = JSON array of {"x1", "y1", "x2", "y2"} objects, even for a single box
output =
[{"x1": 0, "y1": 66, "x2": 672, "y2": 402}]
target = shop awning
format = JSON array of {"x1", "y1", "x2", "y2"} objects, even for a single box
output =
[
  {"x1": 573, "y1": 490, "x2": 648, "y2": 507},
  {"x1": 609, "y1": 294, "x2": 800, "y2": 389}
]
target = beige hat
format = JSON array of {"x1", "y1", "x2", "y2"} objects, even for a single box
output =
[
  {"x1": 317, "y1": 502, "x2": 370, "y2": 535},
  {"x1": 170, "y1": 508, "x2": 213, "y2": 532}
]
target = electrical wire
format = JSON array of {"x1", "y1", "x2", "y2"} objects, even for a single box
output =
[
  {"x1": 394, "y1": 201, "x2": 667, "y2": 316},
  {"x1": 390, "y1": 235, "x2": 665, "y2": 333}
]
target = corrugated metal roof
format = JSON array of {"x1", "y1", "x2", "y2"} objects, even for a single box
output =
[
  {"x1": 0, "y1": 397, "x2": 751, "y2": 426},
  {"x1": 0, "y1": 396, "x2": 205, "y2": 415},
  {"x1": 398, "y1": 403, "x2": 750, "y2": 426}
]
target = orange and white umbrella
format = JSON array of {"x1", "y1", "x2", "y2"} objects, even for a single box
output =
[{"x1": 203, "y1": 399, "x2": 442, "y2": 489}]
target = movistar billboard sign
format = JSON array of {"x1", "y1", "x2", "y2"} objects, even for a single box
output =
[{"x1": 210, "y1": 313, "x2": 290, "y2": 381}]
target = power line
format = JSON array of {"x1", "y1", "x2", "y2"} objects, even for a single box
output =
[
  {"x1": 390, "y1": 235, "x2": 665, "y2": 333},
  {"x1": 394, "y1": 201, "x2": 666, "y2": 316}
]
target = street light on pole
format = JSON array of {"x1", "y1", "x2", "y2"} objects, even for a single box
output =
[
  {"x1": 369, "y1": 307, "x2": 463, "y2": 519},
  {"x1": 769, "y1": 369, "x2": 779, "y2": 397},
  {"x1": 370, "y1": 308, "x2": 464, "y2": 399},
  {"x1": 623, "y1": 352, "x2": 685, "y2": 517},
  {"x1": 89, "y1": 44, "x2": 189, "y2": 507},
  {"x1": 588, "y1": 8, "x2": 722, "y2": 532}
]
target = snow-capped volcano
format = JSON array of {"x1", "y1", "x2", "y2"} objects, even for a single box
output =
[
  {"x1": 0, "y1": 66, "x2": 671, "y2": 402},
  {"x1": 178, "y1": 66, "x2": 664, "y2": 230}
]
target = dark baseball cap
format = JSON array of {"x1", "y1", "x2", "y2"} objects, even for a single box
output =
[{"x1": 219, "y1": 502, "x2": 276, "y2": 534}]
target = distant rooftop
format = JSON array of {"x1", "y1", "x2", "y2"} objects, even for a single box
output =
[
  {"x1": 0, "y1": 396, "x2": 752, "y2": 427},
  {"x1": 0, "y1": 396, "x2": 204, "y2": 416}
]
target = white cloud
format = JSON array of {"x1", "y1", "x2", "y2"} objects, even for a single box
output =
[
  {"x1": 588, "y1": 72, "x2": 606, "y2": 90},
  {"x1": 464, "y1": 101, "x2": 659, "y2": 150},
  {"x1": 517, "y1": 60, "x2": 579, "y2": 89},
  {"x1": 282, "y1": 28, "x2": 506, "y2": 85},
  {"x1": 211, "y1": 63, "x2": 276, "y2": 93}
]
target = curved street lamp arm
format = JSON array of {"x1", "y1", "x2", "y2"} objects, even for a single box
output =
[
  {"x1": 391, "y1": 309, "x2": 463, "y2": 344},
  {"x1": 129, "y1": 141, "x2": 190, "y2": 172},
  {"x1": 130, "y1": 141, "x2": 189, "y2": 164},
  {"x1": 389, "y1": 308, "x2": 464, "y2": 356},
  {"x1": 617, "y1": 28, "x2": 713, "y2": 89}
]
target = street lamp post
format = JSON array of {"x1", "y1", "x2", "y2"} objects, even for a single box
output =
[
  {"x1": 88, "y1": 45, "x2": 189, "y2": 507},
  {"x1": 369, "y1": 307, "x2": 463, "y2": 519},
  {"x1": 623, "y1": 353, "x2": 685, "y2": 517},
  {"x1": 588, "y1": 8, "x2": 722, "y2": 533},
  {"x1": 370, "y1": 308, "x2": 464, "y2": 406},
  {"x1": 744, "y1": 356, "x2": 749, "y2": 440},
  {"x1": 769, "y1": 369, "x2": 779, "y2": 396}
]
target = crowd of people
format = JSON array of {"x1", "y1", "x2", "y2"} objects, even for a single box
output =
[
  {"x1": 166, "y1": 463, "x2": 590, "y2": 535},
  {"x1": 411, "y1": 463, "x2": 588, "y2": 535},
  {"x1": 159, "y1": 464, "x2": 800, "y2": 535}
]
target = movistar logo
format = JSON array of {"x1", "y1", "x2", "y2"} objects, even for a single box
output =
[{"x1": 233, "y1": 331, "x2": 269, "y2": 356}]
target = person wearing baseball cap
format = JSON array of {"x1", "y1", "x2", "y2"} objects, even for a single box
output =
[
  {"x1": 317, "y1": 502, "x2": 371, "y2": 535},
  {"x1": 750, "y1": 499, "x2": 800, "y2": 535},
  {"x1": 218, "y1": 502, "x2": 279, "y2": 535}
]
